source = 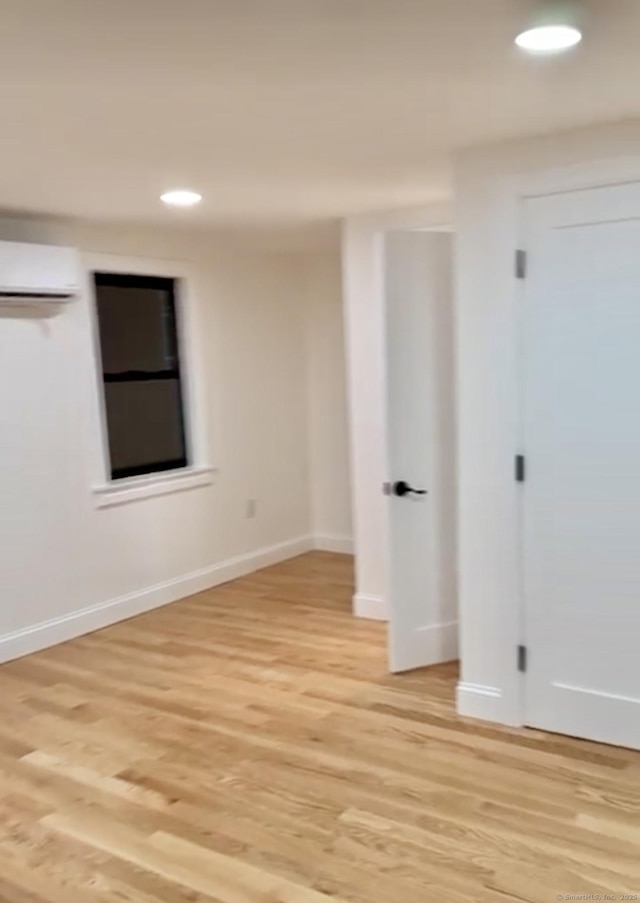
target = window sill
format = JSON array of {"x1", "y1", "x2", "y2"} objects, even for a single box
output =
[{"x1": 92, "y1": 466, "x2": 215, "y2": 509}]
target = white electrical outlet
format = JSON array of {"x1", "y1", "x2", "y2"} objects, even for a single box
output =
[{"x1": 246, "y1": 499, "x2": 257, "y2": 519}]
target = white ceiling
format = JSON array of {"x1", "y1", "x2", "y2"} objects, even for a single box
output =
[{"x1": 2, "y1": 0, "x2": 640, "y2": 230}]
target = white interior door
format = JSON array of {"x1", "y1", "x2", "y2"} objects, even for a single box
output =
[
  {"x1": 385, "y1": 231, "x2": 457, "y2": 673},
  {"x1": 523, "y1": 182, "x2": 640, "y2": 750}
]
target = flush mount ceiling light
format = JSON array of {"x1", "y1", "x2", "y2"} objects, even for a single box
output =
[
  {"x1": 160, "y1": 189, "x2": 203, "y2": 207},
  {"x1": 515, "y1": 24, "x2": 582, "y2": 53}
]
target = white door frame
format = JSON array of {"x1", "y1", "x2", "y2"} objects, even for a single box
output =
[
  {"x1": 341, "y1": 203, "x2": 452, "y2": 626},
  {"x1": 512, "y1": 157, "x2": 640, "y2": 728}
]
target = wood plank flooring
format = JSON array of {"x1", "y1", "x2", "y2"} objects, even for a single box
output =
[{"x1": 0, "y1": 551, "x2": 638, "y2": 903}]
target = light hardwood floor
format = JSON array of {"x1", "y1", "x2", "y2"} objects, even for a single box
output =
[{"x1": 0, "y1": 551, "x2": 638, "y2": 903}]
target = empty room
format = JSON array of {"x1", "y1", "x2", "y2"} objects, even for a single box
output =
[{"x1": 0, "y1": 2, "x2": 639, "y2": 901}]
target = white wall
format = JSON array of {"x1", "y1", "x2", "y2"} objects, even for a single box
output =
[
  {"x1": 304, "y1": 253, "x2": 353, "y2": 553},
  {"x1": 0, "y1": 218, "x2": 348, "y2": 662},
  {"x1": 342, "y1": 205, "x2": 452, "y2": 620},
  {"x1": 453, "y1": 118, "x2": 640, "y2": 724}
]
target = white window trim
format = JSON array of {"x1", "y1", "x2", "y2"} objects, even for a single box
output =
[
  {"x1": 93, "y1": 465, "x2": 215, "y2": 509},
  {"x1": 83, "y1": 252, "x2": 215, "y2": 508}
]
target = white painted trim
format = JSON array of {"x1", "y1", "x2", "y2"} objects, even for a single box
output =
[
  {"x1": 313, "y1": 534, "x2": 354, "y2": 555},
  {"x1": 93, "y1": 466, "x2": 216, "y2": 508},
  {"x1": 353, "y1": 592, "x2": 387, "y2": 621},
  {"x1": 0, "y1": 536, "x2": 313, "y2": 666},
  {"x1": 516, "y1": 155, "x2": 640, "y2": 201},
  {"x1": 456, "y1": 683, "x2": 510, "y2": 723}
]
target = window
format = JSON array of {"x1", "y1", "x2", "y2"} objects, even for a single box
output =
[{"x1": 93, "y1": 272, "x2": 189, "y2": 481}]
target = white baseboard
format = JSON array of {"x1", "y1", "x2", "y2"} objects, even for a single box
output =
[
  {"x1": 456, "y1": 682, "x2": 504, "y2": 722},
  {"x1": 353, "y1": 592, "x2": 387, "y2": 621},
  {"x1": 0, "y1": 535, "x2": 314, "y2": 666},
  {"x1": 313, "y1": 534, "x2": 354, "y2": 555}
]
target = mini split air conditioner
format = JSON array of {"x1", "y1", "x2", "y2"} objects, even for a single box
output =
[{"x1": 0, "y1": 241, "x2": 79, "y2": 305}]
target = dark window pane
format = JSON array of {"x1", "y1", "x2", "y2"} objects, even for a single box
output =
[
  {"x1": 95, "y1": 274, "x2": 179, "y2": 375},
  {"x1": 103, "y1": 380, "x2": 187, "y2": 478},
  {"x1": 94, "y1": 273, "x2": 188, "y2": 480}
]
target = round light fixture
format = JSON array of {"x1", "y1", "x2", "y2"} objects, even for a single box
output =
[
  {"x1": 515, "y1": 24, "x2": 582, "y2": 53},
  {"x1": 160, "y1": 189, "x2": 203, "y2": 207}
]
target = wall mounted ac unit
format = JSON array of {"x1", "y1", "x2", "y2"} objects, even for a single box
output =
[{"x1": 0, "y1": 241, "x2": 79, "y2": 304}]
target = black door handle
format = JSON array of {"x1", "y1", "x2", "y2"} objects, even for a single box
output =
[{"x1": 393, "y1": 481, "x2": 428, "y2": 497}]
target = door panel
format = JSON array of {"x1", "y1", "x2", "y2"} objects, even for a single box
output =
[
  {"x1": 523, "y1": 183, "x2": 640, "y2": 749},
  {"x1": 385, "y1": 232, "x2": 457, "y2": 672}
]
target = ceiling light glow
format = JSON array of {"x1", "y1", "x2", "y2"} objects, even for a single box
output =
[
  {"x1": 160, "y1": 189, "x2": 203, "y2": 207},
  {"x1": 515, "y1": 24, "x2": 582, "y2": 53}
]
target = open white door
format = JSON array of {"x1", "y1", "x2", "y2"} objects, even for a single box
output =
[
  {"x1": 522, "y1": 183, "x2": 640, "y2": 750},
  {"x1": 385, "y1": 231, "x2": 457, "y2": 673}
]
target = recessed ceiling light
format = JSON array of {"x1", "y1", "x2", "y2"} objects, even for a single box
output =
[
  {"x1": 160, "y1": 189, "x2": 203, "y2": 207},
  {"x1": 515, "y1": 24, "x2": 582, "y2": 53}
]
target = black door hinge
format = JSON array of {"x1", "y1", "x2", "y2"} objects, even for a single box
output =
[
  {"x1": 515, "y1": 249, "x2": 527, "y2": 279},
  {"x1": 518, "y1": 645, "x2": 527, "y2": 673},
  {"x1": 515, "y1": 455, "x2": 526, "y2": 483}
]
